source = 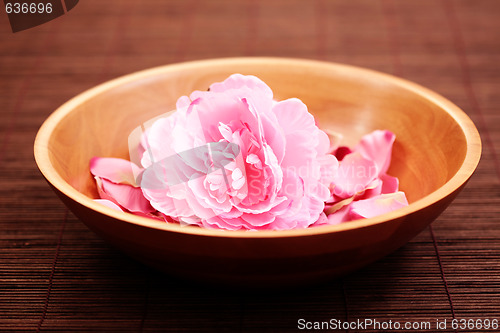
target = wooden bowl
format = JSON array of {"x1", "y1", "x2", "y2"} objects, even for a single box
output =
[{"x1": 34, "y1": 58, "x2": 481, "y2": 286}]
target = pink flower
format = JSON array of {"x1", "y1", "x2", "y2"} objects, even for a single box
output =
[{"x1": 139, "y1": 74, "x2": 334, "y2": 230}]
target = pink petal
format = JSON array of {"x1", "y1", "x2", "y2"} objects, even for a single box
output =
[
  {"x1": 208, "y1": 74, "x2": 273, "y2": 99},
  {"x1": 96, "y1": 177, "x2": 154, "y2": 214},
  {"x1": 312, "y1": 212, "x2": 329, "y2": 226},
  {"x1": 272, "y1": 98, "x2": 316, "y2": 137},
  {"x1": 188, "y1": 94, "x2": 263, "y2": 145},
  {"x1": 332, "y1": 152, "x2": 378, "y2": 199},
  {"x1": 380, "y1": 173, "x2": 399, "y2": 194},
  {"x1": 316, "y1": 128, "x2": 332, "y2": 156},
  {"x1": 140, "y1": 114, "x2": 184, "y2": 169},
  {"x1": 241, "y1": 211, "x2": 276, "y2": 227},
  {"x1": 260, "y1": 112, "x2": 286, "y2": 164},
  {"x1": 324, "y1": 195, "x2": 352, "y2": 214},
  {"x1": 355, "y1": 179, "x2": 382, "y2": 200},
  {"x1": 96, "y1": 197, "x2": 169, "y2": 222},
  {"x1": 90, "y1": 157, "x2": 142, "y2": 187},
  {"x1": 133, "y1": 211, "x2": 168, "y2": 221},
  {"x1": 326, "y1": 205, "x2": 352, "y2": 225},
  {"x1": 355, "y1": 130, "x2": 396, "y2": 176},
  {"x1": 272, "y1": 98, "x2": 318, "y2": 169},
  {"x1": 94, "y1": 199, "x2": 124, "y2": 212},
  {"x1": 318, "y1": 154, "x2": 339, "y2": 187},
  {"x1": 349, "y1": 192, "x2": 409, "y2": 220},
  {"x1": 161, "y1": 213, "x2": 177, "y2": 223},
  {"x1": 202, "y1": 215, "x2": 244, "y2": 231},
  {"x1": 176, "y1": 95, "x2": 191, "y2": 109}
]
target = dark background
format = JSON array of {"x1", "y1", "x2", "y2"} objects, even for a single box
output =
[{"x1": 1, "y1": 0, "x2": 499, "y2": 331}]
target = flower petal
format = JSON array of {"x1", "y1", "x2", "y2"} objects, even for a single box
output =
[
  {"x1": 380, "y1": 173, "x2": 399, "y2": 194},
  {"x1": 349, "y1": 191, "x2": 408, "y2": 220},
  {"x1": 176, "y1": 95, "x2": 191, "y2": 109},
  {"x1": 241, "y1": 211, "x2": 276, "y2": 227},
  {"x1": 272, "y1": 98, "x2": 319, "y2": 169},
  {"x1": 96, "y1": 177, "x2": 154, "y2": 214},
  {"x1": 318, "y1": 154, "x2": 339, "y2": 186},
  {"x1": 312, "y1": 212, "x2": 329, "y2": 226},
  {"x1": 94, "y1": 199, "x2": 124, "y2": 212},
  {"x1": 355, "y1": 130, "x2": 396, "y2": 176},
  {"x1": 90, "y1": 157, "x2": 142, "y2": 187},
  {"x1": 326, "y1": 205, "x2": 351, "y2": 225},
  {"x1": 332, "y1": 152, "x2": 378, "y2": 199},
  {"x1": 208, "y1": 73, "x2": 273, "y2": 99}
]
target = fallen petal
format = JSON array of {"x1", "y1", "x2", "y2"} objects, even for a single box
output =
[
  {"x1": 326, "y1": 205, "x2": 351, "y2": 225},
  {"x1": 98, "y1": 177, "x2": 155, "y2": 214},
  {"x1": 332, "y1": 152, "x2": 378, "y2": 199},
  {"x1": 324, "y1": 196, "x2": 355, "y2": 215},
  {"x1": 355, "y1": 130, "x2": 396, "y2": 176},
  {"x1": 94, "y1": 199, "x2": 124, "y2": 212},
  {"x1": 312, "y1": 212, "x2": 329, "y2": 226},
  {"x1": 90, "y1": 157, "x2": 142, "y2": 187},
  {"x1": 355, "y1": 179, "x2": 382, "y2": 200},
  {"x1": 350, "y1": 191, "x2": 408, "y2": 220},
  {"x1": 380, "y1": 173, "x2": 399, "y2": 194}
]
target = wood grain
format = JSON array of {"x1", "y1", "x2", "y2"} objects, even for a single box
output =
[{"x1": 1, "y1": 0, "x2": 499, "y2": 331}]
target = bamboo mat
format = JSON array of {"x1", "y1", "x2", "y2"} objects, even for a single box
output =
[{"x1": 1, "y1": 0, "x2": 499, "y2": 332}]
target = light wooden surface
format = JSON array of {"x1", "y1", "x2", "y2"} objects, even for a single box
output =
[{"x1": 2, "y1": 0, "x2": 500, "y2": 331}]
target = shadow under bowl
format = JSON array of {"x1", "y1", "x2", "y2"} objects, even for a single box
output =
[{"x1": 34, "y1": 57, "x2": 481, "y2": 286}]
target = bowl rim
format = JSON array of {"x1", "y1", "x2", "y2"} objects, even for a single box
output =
[{"x1": 34, "y1": 57, "x2": 482, "y2": 239}]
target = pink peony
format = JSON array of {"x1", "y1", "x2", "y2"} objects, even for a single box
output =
[{"x1": 139, "y1": 74, "x2": 334, "y2": 230}]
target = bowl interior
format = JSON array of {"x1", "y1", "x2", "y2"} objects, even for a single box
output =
[{"x1": 44, "y1": 58, "x2": 470, "y2": 216}]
